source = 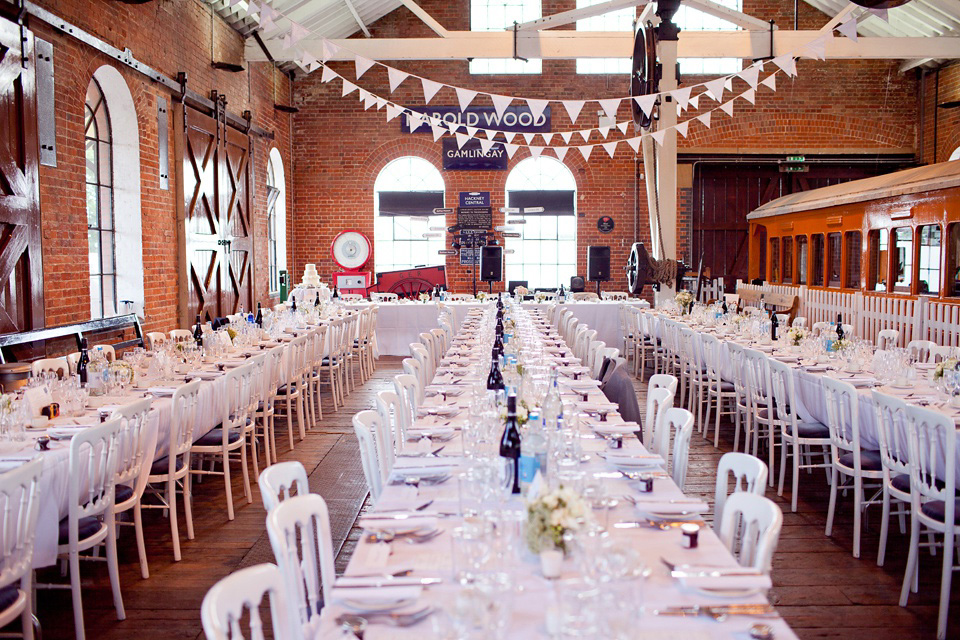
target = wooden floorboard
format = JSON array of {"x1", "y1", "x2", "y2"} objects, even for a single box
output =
[{"x1": 30, "y1": 356, "x2": 960, "y2": 639}]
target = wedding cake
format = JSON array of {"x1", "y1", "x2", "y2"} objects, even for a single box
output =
[{"x1": 301, "y1": 264, "x2": 321, "y2": 287}]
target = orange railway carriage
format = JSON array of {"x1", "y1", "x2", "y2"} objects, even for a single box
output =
[{"x1": 746, "y1": 160, "x2": 960, "y2": 300}]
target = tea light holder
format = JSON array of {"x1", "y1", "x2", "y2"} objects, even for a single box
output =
[
  {"x1": 680, "y1": 523, "x2": 700, "y2": 549},
  {"x1": 637, "y1": 473, "x2": 654, "y2": 493}
]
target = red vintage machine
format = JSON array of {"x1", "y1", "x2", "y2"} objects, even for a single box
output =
[{"x1": 331, "y1": 231, "x2": 372, "y2": 295}]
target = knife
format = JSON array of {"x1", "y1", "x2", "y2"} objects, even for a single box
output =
[
  {"x1": 334, "y1": 577, "x2": 443, "y2": 588},
  {"x1": 670, "y1": 568, "x2": 764, "y2": 578}
]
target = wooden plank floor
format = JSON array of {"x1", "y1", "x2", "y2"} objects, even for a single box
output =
[{"x1": 32, "y1": 357, "x2": 960, "y2": 639}]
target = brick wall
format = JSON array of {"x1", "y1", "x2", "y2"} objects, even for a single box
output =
[
  {"x1": 27, "y1": 0, "x2": 292, "y2": 335},
  {"x1": 919, "y1": 63, "x2": 960, "y2": 165},
  {"x1": 290, "y1": 0, "x2": 917, "y2": 294}
]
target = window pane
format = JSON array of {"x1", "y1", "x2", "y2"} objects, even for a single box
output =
[
  {"x1": 845, "y1": 231, "x2": 862, "y2": 289},
  {"x1": 770, "y1": 238, "x2": 780, "y2": 283},
  {"x1": 576, "y1": 0, "x2": 633, "y2": 75},
  {"x1": 374, "y1": 157, "x2": 446, "y2": 273},
  {"x1": 675, "y1": 2, "x2": 744, "y2": 76},
  {"x1": 100, "y1": 230, "x2": 115, "y2": 275},
  {"x1": 85, "y1": 139, "x2": 97, "y2": 183},
  {"x1": 471, "y1": 0, "x2": 542, "y2": 74},
  {"x1": 88, "y1": 229, "x2": 101, "y2": 276},
  {"x1": 98, "y1": 141, "x2": 112, "y2": 187},
  {"x1": 811, "y1": 234, "x2": 824, "y2": 286},
  {"x1": 796, "y1": 236, "x2": 808, "y2": 285},
  {"x1": 86, "y1": 184, "x2": 99, "y2": 227},
  {"x1": 948, "y1": 224, "x2": 960, "y2": 297},
  {"x1": 892, "y1": 227, "x2": 913, "y2": 292},
  {"x1": 90, "y1": 276, "x2": 102, "y2": 320},
  {"x1": 918, "y1": 224, "x2": 941, "y2": 295},
  {"x1": 99, "y1": 185, "x2": 113, "y2": 230},
  {"x1": 782, "y1": 237, "x2": 793, "y2": 283},
  {"x1": 827, "y1": 232, "x2": 842, "y2": 287},
  {"x1": 101, "y1": 274, "x2": 116, "y2": 317}
]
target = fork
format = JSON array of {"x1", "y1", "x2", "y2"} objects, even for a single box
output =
[{"x1": 335, "y1": 607, "x2": 434, "y2": 629}]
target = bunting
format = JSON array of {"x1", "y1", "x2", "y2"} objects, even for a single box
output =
[
  {"x1": 554, "y1": 146, "x2": 568, "y2": 162},
  {"x1": 602, "y1": 140, "x2": 619, "y2": 158},
  {"x1": 355, "y1": 55, "x2": 376, "y2": 79},
  {"x1": 456, "y1": 87, "x2": 478, "y2": 111},
  {"x1": 563, "y1": 100, "x2": 585, "y2": 124},
  {"x1": 421, "y1": 78, "x2": 443, "y2": 104},
  {"x1": 387, "y1": 68, "x2": 409, "y2": 92}
]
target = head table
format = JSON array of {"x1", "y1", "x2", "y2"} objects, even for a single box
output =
[{"x1": 313, "y1": 303, "x2": 795, "y2": 639}]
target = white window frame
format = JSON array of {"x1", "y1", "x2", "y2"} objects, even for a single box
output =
[
  {"x1": 576, "y1": 0, "x2": 635, "y2": 75},
  {"x1": 267, "y1": 148, "x2": 287, "y2": 294},
  {"x1": 675, "y1": 0, "x2": 743, "y2": 76},
  {"x1": 470, "y1": 0, "x2": 543, "y2": 75},
  {"x1": 374, "y1": 157, "x2": 446, "y2": 274}
]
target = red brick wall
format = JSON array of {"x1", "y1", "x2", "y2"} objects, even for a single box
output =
[
  {"x1": 27, "y1": 0, "x2": 293, "y2": 334},
  {"x1": 290, "y1": 0, "x2": 917, "y2": 294},
  {"x1": 919, "y1": 63, "x2": 960, "y2": 165}
]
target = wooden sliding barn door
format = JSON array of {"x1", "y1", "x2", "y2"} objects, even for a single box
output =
[
  {"x1": 179, "y1": 98, "x2": 253, "y2": 323},
  {"x1": 0, "y1": 17, "x2": 43, "y2": 334}
]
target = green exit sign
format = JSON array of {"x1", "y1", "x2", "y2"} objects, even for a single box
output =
[{"x1": 786, "y1": 155, "x2": 806, "y2": 163}]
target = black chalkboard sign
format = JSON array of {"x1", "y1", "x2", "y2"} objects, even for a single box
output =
[
  {"x1": 457, "y1": 206, "x2": 493, "y2": 230},
  {"x1": 597, "y1": 216, "x2": 615, "y2": 233}
]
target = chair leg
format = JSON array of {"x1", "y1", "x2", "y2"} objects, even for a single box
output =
[
  {"x1": 250, "y1": 431, "x2": 260, "y2": 482},
  {"x1": 878, "y1": 488, "x2": 891, "y2": 567},
  {"x1": 269, "y1": 413, "x2": 279, "y2": 464},
  {"x1": 133, "y1": 501, "x2": 149, "y2": 579},
  {"x1": 69, "y1": 548, "x2": 85, "y2": 640},
  {"x1": 168, "y1": 477, "x2": 181, "y2": 562},
  {"x1": 713, "y1": 393, "x2": 722, "y2": 448},
  {"x1": 286, "y1": 396, "x2": 295, "y2": 450},
  {"x1": 703, "y1": 390, "x2": 713, "y2": 442},
  {"x1": 791, "y1": 442, "x2": 801, "y2": 512},
  {"x1": 768, "y1": 426, "x2": 776, "y2": 488},
  {"x1": 826, "y1": 467, "x2": 838, "y2": 538},
  {"x1": 184, "y1": 470, "x2": 195, "y2": 541},
  {"x1": 899, "y1": 510, "x2": 921, "y2": 606},
  {"x1": 853, "y1": 476, "x2": 863, "y2": 559},
  {"x1": 19, "y1": 573, "x2": 34, "y2": 640},
  {"x1": 105, "y1": 513, "x2": 126, "y2": 621},
  {"x1": 778, "y1": 435, "x2": 788, "y2": 498},
  {"x1": 240, "y1": 440, "x2": 253, "y2": 504},
  {"x1": 223, "y1": 450, "x2": 235, "y2": 521},
  {"x1": 296, "y1": 393, "x2": 306, "y2": 441},
  {"x1": 936, "y1": 528, "x2": 954, "y2": 639}
]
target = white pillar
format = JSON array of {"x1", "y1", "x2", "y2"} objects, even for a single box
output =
[{"x1": 654, "y1": 37, "x2": 679, "y2": 303}]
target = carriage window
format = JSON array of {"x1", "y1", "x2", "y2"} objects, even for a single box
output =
[
  {"x1": 948, "y1": 223, "x2": 960, "y2": 297},
  {"x1": 796, "y1": 235, "x2": 808, "y2": 285},
  {"x1": 845, "y1": 231, "x2": 861, "y2": 289},
  {"x1": 770, "y1": 238, "x2": 780, "y2": 283},
  {"x1": 917, "y1": 225, "x2": 941, "y2": 295},
  {"x1": 811, "y1": 234, "x2": 825, "y2": 286},
  {"x1": 782, "y1": 237, "x2": 793, "y2": 283},
  {"x1": 868, "y1": 229, "x2": 888, "y2": 291},
  {"x1": 827, "y1": 232, "x2": 842, "y2": 287},
  {"x1": 892, "y1": 227, "x2": 913, "y2": 293}
]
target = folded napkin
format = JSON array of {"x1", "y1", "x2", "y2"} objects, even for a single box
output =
[
  {"x1": 602, "y1": 451, "x2": 665, "y2": 468},
  {"x1": 49, "y1": 426, "x2": 88, "y2": 439},
  {"x1": 676, "y1": 568, "x2": 772, "y2": 590},
  {"x1": 359, "y1": 516, "x2": 438, "y2": 533},
  {"x1": 631, "y1": 499, "x2": 709, "y2": 515},
  {"x1": 147, "y1": 387, "x2": 178, "y2": 397},
  {"x1": 329, "y1": 585, "x2": 423, "y2": 605},
  {"x1": 593, "y1": 423, "x2": 641, "y2": 437},
  {"x1": 393, "y1": 456, "x2": 459, "y2": 470},
  {"x1": 188, "y1": 370, "x2": 223, "y2": 380},
  {"x1": 336, "y1": 576, "x2": 430, "y2": 588},
  {"x1": 579, "y1": 402, "x2": 619, "y2": 413},
  {"x1": 407, "y1": 426, "x2": 456, "y2": 439},
  {"x1": 840, "y1": 376, "x2": 877, "y2": 388},
  {"x1": 417, "y1": 406, "x2": 459, "y2": 418},
  {"x1": 219, "y1": 359, "x2": 247, "y2": 368}
]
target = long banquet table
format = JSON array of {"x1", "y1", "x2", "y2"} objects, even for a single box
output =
[{"x1": 315, "y1": 303, "x2": 796, "y2": 639}]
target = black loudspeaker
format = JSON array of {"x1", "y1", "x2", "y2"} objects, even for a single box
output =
[
  {"x1": 587, "y1": 246, "x2": 612, "y2": 281},
  {"x1": 570, "y1": 276, "x2": 586, "y2": 292},
  {"x1": 480, "y1": 246, "x2": 503, "y2": 282}
]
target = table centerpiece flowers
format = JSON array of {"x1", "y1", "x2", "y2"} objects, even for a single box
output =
[
  {"x1": 527, "y1": 485, "x2": 591, "y2": 577},
  {"x1": 534, "y1": 292, "x2": 548, "y2": 303},
  {"x1": 675, "y1": 290, "x2": 695, "y2": 314},
  {"x1": 476, "y1": 291, "x2": 487, "y2": 302},
  {"x1": 786, "y1": 326, "x2": 807, "y2": 351},
  {"x1": 934, "y1": 358, "x2": 959, "y2": 380}
]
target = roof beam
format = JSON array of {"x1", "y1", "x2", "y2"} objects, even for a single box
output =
[
  {"x1": 682, "y1": 0, "x2": 774, "y2": 31},
  {"x1": 637, "y1": 2, "x2": 656, "y2": 25},
  {"x1": 516, "y1": 0, "x2": 649, "y2": 31},
  {"x1": 399, "y1": 0, "x2": 450, "y2": 37},
  {"x1": 249, "y1": 31, "x2": 960, "y2": 62},
  {"x1": 343, "y1": 0, "x2": 371, "y2": 38},
  {"x1": 900, "y1": 57, "x2": 935, "y2": 72}
]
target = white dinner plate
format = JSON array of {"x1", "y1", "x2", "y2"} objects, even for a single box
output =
[
  {"x1": 689, "y1": 585, "x2": 764, "y2": 599},
  {"x1": 340, "y1": 596, "x2": 419, "y2": 613}
]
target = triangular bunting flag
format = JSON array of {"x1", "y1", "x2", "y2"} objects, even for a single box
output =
[
  {"x1": 421, "y1": 78, "x2": 443, "y2": 104},
  {"x1": 479, "y1": 137, "x2": 495, "y2": 154},
  {"x1": 671, "y1": 87, "x2": 692, "y2": 111},
  {"x1": 761, "y1": 73, "x2": 777, "y2": 91},
  {"x1": 456, "y1": 87, "x2": 478, "y2": 112},
  {"x1": 720, "y1": 100, "x2": 735, "y2": 117},
  {"x1": 455, "y1": 133, "x2": 470, "y2": 149},
  {"x1": 526, "y1": 99, "x2": 550, "y2": 122},
  {"x1": 322, "y1": 40, "x2": 339, "y2": 63},
  {"x1": 602, "y1": 140, "x2": 618, "y2": 158},
  {"x1": 299, "y1": 53, "x2": 320, "y2": 73},
  {"x1": 676, "y1": 121, "x2": 689, "y2": 138},
  {"x1": 772, "y1": 54, "x2": 797, "y2": 77},
  {"x1": 289, "y1": 22, "x2": 310, "y2": 48},
  {"x1": 246, "y1": 1, "x2": 260, "y2": 18},
  {"x1": 553, "y1": 146, "x2": 568, "y2": 162},
  {"x1": 522, "y1": 132, "x2": 536, "y2": 144},
  {"x1": 741, "y1": 88, "x2": 756, "y2": 105},
  {"x1": 869, "y1": 8, "x2": 888, "y2": 22},
  {"x1": 705, "y1": 77, "x2": 726, "y2": 103},
  {"x1": 259, "y1": 6, "x2": 275, "y2": 31},
  {"x1": 634, "y1": 95, "x2": 657, "y2": 117},
  {"x1": 357, "y1": 88, "x2": 369, "y2": 103},
  {"x1": 626, "y1": 136, "x2": 642, "y2": 153},
  {"x1": 504, "y1": 131, "x2": 517, "y2": 143},
  {"x1": 375, "y1": 97, "x2": 387, "y2": 110},
  {"x1": 490, "y1": 94, "x2": 513, "y2": 119},
  {"x1": 563, "y1": 100, "x2": 585, "y2": 124},
  {"x1": 484, "y1": 129, "x2": 497, "y2": 140},
  {"x1": 542, "y1": 133, "x2": 554, "y2": 145},
  {"x1": 363, "y1": 92, "x2": 377, "y2": 110},
  {"x1": 387, "y1": 68, "x2": 409, "y2": 92},
  {"x1": 341, "y1": 80, "x2": 358, "y2": 97},
  {"x1": 836, "y1": 15, "x2": 858, "y2": 41},
  {"x1": 504, "y1": 143, "x2": 520, "y2": 159},
  {"x1": 321, "y1": 65, "x2": 336, "y2": 83},
  {"x1": 578, "y1": 145, "x2": 594, "y2": 161},
  {"x1": 739, "y1": 65, "x2": 761, "y2": 88},
  {"x1": 561, "y1": 131, "x2": 573, "y2": 144},
  {"x1": 385, "y1": 104, "x2": 403, "y2": 121},
  {"x1": 803, "y1": 35, "x2": 828, "y2": 61},
  {"x1": 579, "y1": 129, "x2": 592, "y2": 143},
  {"x1": 697, "y1": 111, "x2": 712, "y2": 128},
  {"x1": 354, "y1": 55, "x2": 376, "y2": 79},
  {"x1": 430, "y1": 122, "x2": 445, "y2": 142},
  {"x1": 597, "y1": 125, "x2": 611, "y2": 139},
  {"x1": 651, "y1": 130, "x2": 666, "y2": 146},
  {"x1": 466, "y1": 126, "x2": 478, "y2": 138},
  {"x1": 676, "y1": 102, "x2": 683, "y2": 118},
  {"x1": 530, "y1": 146, "x2": 544, "y2": 158},
  {"x1": 617, "y1": 121, "x2": 630, "y2": 135},
  {"x1": 282, "y1": 33, "x2": 293, "y2": 51},
  {"x1": 598, "y1": 98, "x2": 621, "y2": 120}
]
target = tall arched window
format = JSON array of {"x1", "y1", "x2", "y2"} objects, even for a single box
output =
[
  {"x1": 504, "y1": 157, "x2": 578, "y2": 289},
  {"x1": 267, "y1": 149, "x2": 287, "y2": 293},
  {"x1": 374, "y1": 157, "x2": 445, "y2": 273},
  {"x1": 85, "y1": 77, "x2": 116, "y2": 319}
]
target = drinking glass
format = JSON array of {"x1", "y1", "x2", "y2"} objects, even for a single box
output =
[{"x1": 555, "y1": 577, "x2": 602, "y2": 638}]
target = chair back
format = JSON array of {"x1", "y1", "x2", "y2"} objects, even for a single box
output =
[
  {"x1": 906, "y1": 339, "x2": 935, "y2": 363},
  {"x1": 644, "y1": 387, "x2": 675, "y2": 454},
  {"x1": 648, "y1": 373, "x2": 678, "y2": 396},
  {"x1": 371, "y1": 292, "x2": 398, "y2": 302},
  {"x1": 258, "y1": 461, "x2": 309, "y2": 512},
  {"x1": 69, "y1": 418, "x2": 123, "y2": 530},
  {"x1": 905, "y1": 405, "x2": 956, "y2": 531},
  {"x1": 146, "y1": 332, "x2": 166, "y2": 350},
  {"x1": 725, "y1": 342, "x2": 749, "y2": 401},
  {"x1": 222, "y1": 362, "x2": 257, "y2": 440},
  {"x1": 353, "y1": 410, "x2": 385, "y2": 499},
  {"x1": 714, "y1": 452, "x2": 768, "y2": 533},
  {"x1": 266, "y1": 494, "x2": 336, "y2": 632},
  {"x1": 261, "y1": 344, "x2": 286, "y2": 410},
  {"x1": 401, "y1": 358, "x2": 425, "y2": 404},
  {"x1": 821, "y1": 376, "x2": 861, "y2": 470},
  {"x1": 586, "y1": 339, "x2": 604, "y2": 375},
  {"x1": 430, "y1": 328, "x2": 448, "y2": 359},
  {"x1": 167, "y1": 380, "x2": 202, "y2": 469},
  {"x1": 593, "y1": 347, "x2": 618, "y2": 380},
  {"x1": 664, "y1": 408, "x2": 694, "y2": 490},
  {"x1": 767, "y1": 358, "x2": 799, "y2": 435},
  {"x1": 375, "y1": 390, "x2": 403, "y2": 461},
  {"x1": 111, "y1": 397, "x2": 154, "y2": 492},
  {"x1": 811, "y1": 321, "x2": 830, "y2": 336},
  {"x1": 418, "y1": 333, "x2": 437, "y2": 373},
  {"x1": 877, "y1": 328, "x2": 900, "y2": 350},
  {"x1": 394, "y1": 374, "x2": 420, "y2": 431},
  {"x1": 700, "y1": 332, "x2": 725, "y2": 381},
  {"x1": 718, "y1": 492, "x2": 783, "y2": 574},
  {"x1": 870, "y1": 390, "x2": 912, "y2": 482},
  {"x1": 927, "y1": 345, "x2": 955, "y2": 363},
  {"x1": 410, "y1": 344, "x2": 433, "y2": 386},
  {"x1": 169, "y1": 329, "x2": 193, "y2": 343},
  {"x1": 200, "y1": 563, "x2": 296, "y2": 640},
  {"x1": 742, "y1": 348, "x2": 772, "y2": 412},
  {"x1": 0, "y1": 458, "x2": 43, "y2": 591},
  {"x1": 285, "y1": 335, "x2": 309, "y2": 387},
  {"x1": 602, "y1": 291, "x2": 628, "y2": 301},
  {"x1": 31, "y1": 357, "x2": 69, "y2": 379},
  {"x1": 791, "y1": 317, "x2": 807, "y2": 329}
]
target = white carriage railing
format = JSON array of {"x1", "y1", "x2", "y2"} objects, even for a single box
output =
[
  {"x1": 697, "y1": 277, "x2": 725, "y2": 304},
  {"x1": 735, "y1": 280, "x2": 960, "y2": 348}
]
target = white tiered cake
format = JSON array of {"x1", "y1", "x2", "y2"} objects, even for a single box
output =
[{"x1": 301, "y1": 264, "x2": 321, "y2": 288}]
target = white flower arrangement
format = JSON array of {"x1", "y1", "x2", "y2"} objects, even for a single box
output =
[
  {"x1": 934, "y1": 358, "x2": 959, "y2": 380},
  {"x1": 526, "y1": 486, "x2": 591, "y2": 554},
  {"x1": 476, "y1": 291, "x2": 487, "y2": 301},
  {"x1": 418, "y1": 292, "x2": 430, "y2": 302},
  {"x1": 515, "y1": 286, "x2": 530, "y2": 296},
  {"x1": 0, "y1": 393, "x2": 16, "y2": 414},
  {"x1": 675, "y1": 290, "x2": 695, "y2": 309},
  {"x1": 534, "y1": 292, "x2": 547, "y2": 303},
  {"x1": 831, "y1": 338, "x2": 852, "y2": 352},
  {"x1": 108, "y1": 360, "x2": 135, "y2": 385},
  {"x1": 499, "y1": 399, "x2": 529, "y2": 427},
  {"x1": 786, "y1": 326, "x2": 807, "y2": 346}
]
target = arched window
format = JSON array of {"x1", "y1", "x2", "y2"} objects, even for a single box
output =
[
  {"x1": 373, "y1": 157, "x2": 445, "y2": 273},
  {"x1": 86, "y1": 66, "x2": 144, "y2": 319},
  {"x1": 267, "y1": 149, "x2": 287, "y2": 293},
  {"x1": 504, "y1": 157, "x2": 578, "y2": 289}
]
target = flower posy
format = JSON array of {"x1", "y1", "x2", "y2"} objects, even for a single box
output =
[
  {"x1": 515, "y1": 286, "x2": 530, "y2": 296},
  {"x1": 526, "y1": 486, "x2": 590, "y2": 554},
  {"x1": 675, "y1": 290, "x2": 695, "y2": 308},
  {"x1": 934, "y1": 358, "x2": 959, "y2": 380},
  {"x1": 786, "y1": 326, "x2": 807, "y2": 346},
  {"x1": 418, "y1": 292, "x2": 430, "y2": 302}
]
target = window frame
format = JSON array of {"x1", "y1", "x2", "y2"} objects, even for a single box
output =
[
  {"x1": 947, "y1": 222, "x2": 960, "y2": 298},
  {"x1": 781, "y1": 237, "x2": 793, "y2": 284},
  {"x1": 917, "y1": 223, "x2": 942, "y2": 296},
  {"x1": 795, "y1": 235, "x2": 808, "y2": 285},
  {"x1": 827, "y1": 232, "x2": 842, "y2": 288},
  {"x1": 891, "y1": 226, "x2": 914, "y2": 294},
  {"x1": 470, "y1": 0, "x2": 543, "y2": 75},
  {"x1": 769, "y1": 237, "x2": 780, "y2": 283},
  {"x1": 575, "y1": 0, "x2": 635, "y2": 75},
  {"x1": 811, "y1": 233, "x2": 825, "y2": 287},
  {"x1": 85, "y1": 77, "x2": 117, "y2": 320},
  {"x1": 844, "y1": 230, "x2": 862, "y2": 290}
]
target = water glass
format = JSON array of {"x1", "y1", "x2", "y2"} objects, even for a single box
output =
[{"x1": 555, "y1": 577, "x2": 602, "y2": 638}]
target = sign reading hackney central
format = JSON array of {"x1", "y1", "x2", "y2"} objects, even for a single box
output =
[{"x1": 401, "y1": 105, "x2": 551, "y2": 134}]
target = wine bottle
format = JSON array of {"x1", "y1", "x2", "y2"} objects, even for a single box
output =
[
  {"x1": 333, "y1": 285, "x2": 340, "y2": 300},
  {"x1": 487, "y1": 355, "x2": 504, "y2": 391},
  {"x1": 836, "y1": 313, "x2": 844, "y2": 341},
  {"x1": 559, "y1": 284, "x2": 566, "y2": 302},
  {"x1": 255, "y1": 303, "x2": 263, "y2": 328},
  {"x1": 721, "y1": 299, "x2": 728, "y2": 314},
  {"x1": 193, "y1": 315, "x2": 204, "y2": 347},
  {"x1": 770, "y1": 309, "x2": 779, "y2": 341},
  {"x1": 77, "y1": 338, "x2": 89, "y2": 386},
  {"x1": 500, "y1": 393, "x2": 522, "y2": 495},
  {"x1": 291, "y1": 296, "x2": 297, "y2": 311},
  {"x1": 314, "y1": 292, "x2": 321, "y2": 307}
]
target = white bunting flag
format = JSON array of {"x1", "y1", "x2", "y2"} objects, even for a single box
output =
[
  {"x1": 560, "y1": 131, "x2": 573, "y2": 144},
  {"x1": 542, "y1": 132, "x2": 554, "y2": 145},
  {"x1": 522, "y1": 132, "x2": 536, "y2": 145},
  {"x1": 741, "y1": 88, "x2": 756, "y2": 105},
  {"x1": 385, "y1": 104, "x2": 402, "y2": 121},
  {"x1": 739, "y1": 65, "x2": 761, "y2": 88},
  {"x1": 869, "y1": 8, "x2": 888, "y2": 22},
  {"x1": 651, "y1": 130, "x2": 667, "y2": 146},
  {"x1": 705, "y1": 77, "x2": 726, "y2": 103},
  {"x1": 456, "y1": 132, "x2": 470, "y2": 149},
  {"x1": 321, "y1": 40, "x2": 339, "y2": 62},
  {"x1": 626, "y1": 136, "x2": 642, "y2": 154},
  {"x1": 354, "y1": 55, "x2": 376, "y2": 79},
  {"x1": 617, "y1": 121, "x2": 630, "y2": 135},
  {"x1": 357, "y1": 88, "x2": 369, "y2": 104},
  {"x1": 362, "y1": 92, "x2": 377, "y2": 110},
  {"x1": 720, "y1": 100, "x2": 735, "y2": 117},
  {"x1": 259, "y1": 6, "x2": 276, "y2": 31},
  {"x1": 504, "y1": 131, "x2": 517, "y2": 143},
  {"x1": 671, "y1": 87, "x2": 692, "y2": 111},
  {"x1": 772, "y1": 54, "x2": 797, "y2": 77},
  {"x1": 466, "y1": 126, "x2": 478, "y2": 139},
  {"x1": 760, "y1": 73, "x2": 777, "y2": 91},
  {"x1": 290, "y1": 22, "x2": 310, "y2": 48},
  {"x1": 490, "y1": 94, "x2": 513, "y2": 119},
  {"x1": 689, "y1": 94, "x2": 700, "y2": 111},
  {"x1": 375, "y1": 97, "x2": 387, "y2": 110},
  {"x1": 530, "y1": 146, "x2": 544, "y2": 158},
  {"x1": 602, "y1": 140, "x2": 619, "y2": 158},
  {"x1": 578, "y1": 145, "x2": 594, "y2": 162},
  {"x1": 553, "y1": 146, "x2": 568, "y2": 162},
  {"x1": 282, "y1": 33, "x2": 293, "y2": 51},
  {"x1": 430, "y1": 122, "x2": 445, "y2": 142},
  {"x1": 697, "y1": 111, "x2": 712, "y2": 128},
  {"x1": 526, "y1": 99, "x2": 550, "y2": 122},
  {"x1": 634, "y1": 94, "x2": 657, "y2": 117},
  {"x1": 836, "y1": 15, "x2": 858, "y2": 41},
  {"x1": 246, "y1": 1, "x2": 260, "y2": 18},
  {"x1": 597, "y1": 125, "x2": 611, "y2": 139},
  {"x1": 598, "y1": 98, "x2": 621, "y2": 120},
  {"x1": 299, "y1": 53, "x2": 319, "y2": 73},
  {"x1": 341, "y1": 80, "x2": 358, "y2": 97},
  {"x1": 421, "y1": 78, "x2": 443, "y2": 104},
  {"x1": 676, "y1": 102, "x2": 683, "y2": 118},
  {"x1": 579, "y1": 129, "x2": 592, "y2": 143},
  {"x1": 504, "y1": 143, "x2": 520, "y2": 159},
  {"x1": 456, "y1": 87, "x2": 478, "y2": 111},
  {"x1": 321, "y1": 65, "x2": 337, "y2": 83},
  {"x1": 387, "y1": 68, "x2": 409, "y2": 92},
  {"x1": 484, "y1": 129, "x2": 497, "y2": 140},
  {"x1": 803, "y1": 35, "x2": 828, "y2": 61},
  {"x1": 563, "y1": 100, "x2": 585, "y2": 124},
  {"x1": 676, "y1": 121, "x2": 689, "y2": 138},
  {"x1": 725, "y1": 77, "x2": 733, "y2": 92},
  {"x1": 479, "y1": 137, "x2": 496, "y2": 154}
]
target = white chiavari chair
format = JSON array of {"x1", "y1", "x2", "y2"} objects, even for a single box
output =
[
  {"x1": 664, "y1": 408, "x2": 694, "y2": 491},
  {"x1": 145, "y1": 332, "x2": 166, "y2": 350},
  {"x1": 791, "y1": 316, "x2": 807, "y2": 329},
  {"x1": 353, "y1": 410, "x2": 387, "y2": 499},
  {"x1": 878, "y1": 328, "x2": 900, "y2": 350},
  {"x1": 109, "y1": 397, "x2": 154, "y2": 579},
  {"x1": 402, "y1": 358, "x2": 426, "y2": 405},
  {"x1": 430, "y1": 328, "x2": 448, "y2": 361},
  {"x1": 927, "y1": 345, "x2": 955, "y2": 363},
  {"x1": 410, "y1": 343, "x2": 434, "y2": 387},
  {"x1": 602, "y1": 291, "x2": 629, "y2": 301},
  {"x1": 717, "y1": 493, "x2": 783, "y2": 575},
  {"x1": 244, "y1": 354, "x2": 268, "y2": 480},
  {"x1": 714, "y1": 452, "x2": 768, "y2": 534},
  {"x1": 256, "y1": 344, "x2": 286, "y2": 464},
  {"x1": 906, "y1": 339, "x2": 935, "y2": 363},
  {"x1": 394, "y1": 374, "x2": 420, "y2": 435},
  {"x1": 376, "y1": 390, "x2": 405, "y2": 461},
  {"x1": 644, "y1": 386, "x2": 675, "y2": 456},
  {"x1": 724, "y1": 341, "x2": 751, "y2": 453},
  {"x1": 275, "y1": 335, "x2": 308, "y2": 446},
  {"x1": 371, "y1": 292, "x2": 398, "y2": 302},
  {"x1": 200, "y1": 563, "x2": 296, "y2": 640},
  {"x1": 168, "y1": 329, "x2": 193, "y2": 343},
  {"x1": 742, "y1": 348, "x2": 777, "y2": 485},
  {"x1": 258, "y1": 461, "x2": 309, "y2": 512},
  {"x1": 701, "y1": 333, "x2": 736, "y2": 447},
  {"x1": 593, "y1": 347, "x2": 619, "y2": 380},
  {"x1": 872, "y1": 390, "x2": 914, "y2": 568},
  {"x1": 302, "y1": 327, "x2": 326, "y2": 429},
  {"x1": 31, "y1": 357, "x2": 68, "y2": 379},
  {"x1": 320, "y1": 318, "x2": 344, "y2": 410},
  {"x1": 0, "y1": 458, "x2": 43, "y2": 640}
]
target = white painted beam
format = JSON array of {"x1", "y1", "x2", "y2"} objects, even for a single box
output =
[
  {"x1": 343, "y1": 0, "x2": 371, "y2": 38},
  {"x1": 637, "y1": 2, "x2": 656, "y2": 25},
  {"x1": 247, "y1": 31, "x2": 960, "y2": 62},
  {"x1": 682, "y1": 0, "x2": 774, "y2": 31},
  {"x1": 516, "y1": 0, "x2": 648, "y2": 31},
  {"x1": 900, "y1": 57, "x2": 935, "y2": 72},
  {"x1": 399, "y1": 0, "x2": 449, "y2": 37}
]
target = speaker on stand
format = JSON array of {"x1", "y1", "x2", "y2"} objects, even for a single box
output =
[
  {"x1": 480, "y1": 245, "x2": 503, "y2": 294},
  {"x1": 587, "y1": 246, "x2": 611, "y2": 295}
]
